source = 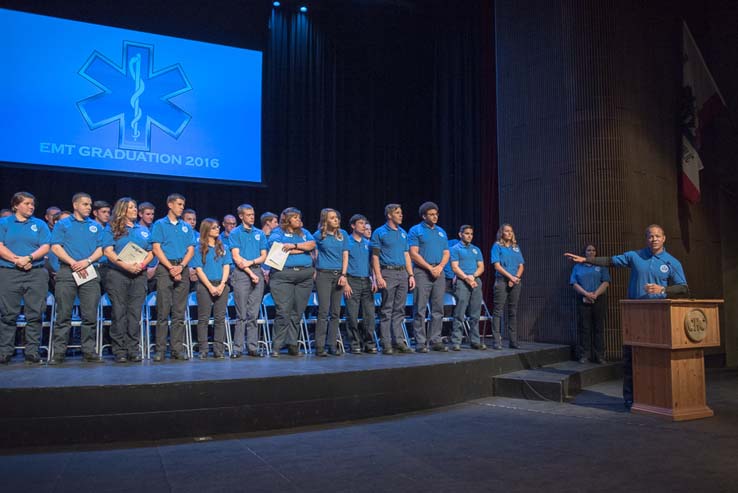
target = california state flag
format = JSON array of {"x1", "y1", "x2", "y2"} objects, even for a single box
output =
[{"x1": 681, "y1": 21, "x2": 726, "y2": 204}]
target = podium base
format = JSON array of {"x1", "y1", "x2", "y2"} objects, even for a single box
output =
[{"x1": 631, "y1": 403, "x2": 714, "y2": 421}]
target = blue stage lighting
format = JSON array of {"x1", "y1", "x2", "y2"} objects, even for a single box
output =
[
  {"x1": 273, "y1": 1, "x2": 280, "y2": 6},
  {"x1": 299, "y1": 6, "x2": 308, "y2": 12}
]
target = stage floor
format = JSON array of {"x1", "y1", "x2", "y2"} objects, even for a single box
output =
[{"x1": 0, "y1": 341, "x2": 569, "y2": 389}]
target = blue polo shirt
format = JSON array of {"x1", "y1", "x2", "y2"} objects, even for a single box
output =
[
  {"x1": 314, "y1": 229, "x2": 349, "y2": 270},
  {"x1": 490, "y1": 242, "x2": 525, "y2": 279},
  {"x1": 150, "y1": 217, "x2": 195, "y2": 260},
  {"x1": 95, "y1": 222, "x2": 110, "y2": 266},
  {"x1": 611, "y1": 248, "x2": 687, "y2": 299},
  {"x1": 229, "y1": 225, "x2": 268, "y2": 261},
  {"x1": 102, "y1": 224, "x2": 153, "y2": 257},
  {"x1": 570, "y1": 263, "x2": 611, "y2": 293},
  {"x1": 407, "y1": 222, "x2": 449, "y2": 265},
  {"x1": 269, "y1": 228, "x2": 314, "y2": 268},
  {"x1": 191, "y1": 246, "x2": 232, "y2": 281},
  {"x1": 450, "y1": 242, "x2": 483, "y2": 276},
  {"x1": 443, "y1": 239, "x2": 460, "y2": 279},
  {"x1": 347, "y1": 234, "x2": 372, "y2": 278},
  {"x1": 51, "y1": 216, "x2": 103, "y2": 262},
  {"x1": 371, "y1": 223, "x2": 408, "y2": 267},
  {"x1": 0, "y1": 215, "x2": 51, "y2": 268}
]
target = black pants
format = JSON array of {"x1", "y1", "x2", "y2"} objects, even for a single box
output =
[{"x1": 575, "y1": 296, "x2": 606, "y2": 359}]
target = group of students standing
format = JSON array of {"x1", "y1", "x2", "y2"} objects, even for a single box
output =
[{"x1": 0, "y1": 192, "x2": 531, "y2": 365}]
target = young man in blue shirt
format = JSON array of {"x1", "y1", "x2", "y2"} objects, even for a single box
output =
[
  {"x1": 230, "y1": 204, "x2": 268, "y2": 357},
  {"x1": 408, "y1": 201, "x2": 450, "y2": 352},
  {"x1": 49, "y1": 193, "x2": 104, "y2": 364},
  {"x1": 151, "y1": 194, "x2": 195, "y2": 361},
  {"x1": 449, "y1": 225, "x2": 486, "y2": 351},
  {"x1": 344, "y1": 214, "x2": 378, "y2": 354},
  {"x1": 371, "y1": 204, "x2": 415, "y2": 354}
]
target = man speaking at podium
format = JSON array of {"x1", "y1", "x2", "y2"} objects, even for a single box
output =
[{"x1": 565, "y1": 224, "x2": 689, "y2": 409}]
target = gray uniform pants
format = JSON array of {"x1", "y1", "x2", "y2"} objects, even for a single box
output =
[
  {"x1": 269, "y1": 266, "x2": 314, "y2": 351},
  {"x1": 451, "y1": 278, "x2": 482, "y2": 345},
  {"x1": 378, "y1": 268, "x2": 408, "y2": 348},
  {"x1": 0, "y1": 267, "x2": 49, "y2": 357},
  {"x1": 314, "y1": 270, "x2": 343, "y2": 352},
  {"x1": 412, "y1": 268, "x2": 445, "y2": 346},
  {"x1": 231, "y1": 267, "x2": 265, "y2": 353},
  {"x1": 345, "y1": 276, "x2": 376, "y2": 350},
  {"x1": 196, "y1": 281, "x2": 229, "y2": 354},
  {"x1": 53, "y1": 264, "x2": 100, "y2": 356},
  {"x1": 106, "y1": 267, "x2": 147, "y2": 357},
  {"x1": 492, "y1": 278, "x2": 521, "y2": 345},
  {"x1": 155, "y1": 264, "x2": 189, "y2": 355}
]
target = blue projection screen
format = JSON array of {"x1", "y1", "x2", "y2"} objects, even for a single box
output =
[{"x1": 0, "y1": 8, "x2": 262, "y2": 184}]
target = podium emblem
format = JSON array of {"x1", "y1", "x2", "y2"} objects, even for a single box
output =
[{"x1": 684, "y1": 309, "x2": 708, "y2": 342}]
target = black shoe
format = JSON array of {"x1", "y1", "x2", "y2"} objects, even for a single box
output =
[
  {"x1": 578, "y1": 357, "x2": 588, "y2": 364},
  {"x1": 48, "y1": 355, "x2": 65, "y2": 365},
  {"x1": 128, "y1": 354, "x2": 142, "y2": 362},
  {"x1": 382, "y1": 348, "x2": 394, "y2": 355},
  {"x1": 270, "y1": 351, "x2": 280, "y2": 358},
  {"x1": 624, "y1": 399, "x2": 633, "y2": 410},
  {"x1": 0, "y1": 354, "x2": 12, "y2": 364},
  {"x1": 172, "y1": 352, "x2": 190, "y2": 361},
  {"x1": 115, "y1": 354, "x2": 128, "y2": 364},
  {"x1": 431, "y1": 342, "x2": 448, "y2": 352},
  {"x1": 83, "y1": 353, "x2": 103, "y2": 363},
  {"x1": 213, "y1": 352, "x2": 225, "y2": 359},
  {"x1": 417, "y1": 346, "x2": 429, "y2": 353},
  {"x1": 288, "y1": 345, "x2": 300, "y2": 356},
  {"x1": 247, "y1": 350, "x2": 260, "y2": 357},
  {"x1": 452, "y1": 344, "x2": 461, "y2": 351},
  {"x1": 24, "y1": 353, "x2": 41, "y2": 364},
  {"x1": 509, "y1": 343, "x2": 522, "y2": 349},
  {"x1": 492, "y1": 342, "x2": 502, "y2": 350},
  {"x1": 366, "y1": 346, "x2": 378, "y2": 354},
  {"x1": 198, "y1": 352, "x2": 208, "y2": 360},
  {"x1": 329, "y1": 348, "x2": 343, "y2": 356},
  {"x1": 153, "y1": 352, "x2": 164, "y2": 362},
  {"x1": 351, "y1": 347, "x2": 362, "y2": 355},
  {"x1": 231, "y1": 352, "x2": 243, "y2": 358},
  {"x1": 470, "y1": 342, "x2": 487, "y2": 350},
  {"x1": 315, "y1": 350, "x2": 328, "y2": 357},
  {"x1": 593, "y1": 355, "x2": 606, "y2": 364},
  {"x1": 395, "y1": 343, "x2": 414, "y2": 354}
]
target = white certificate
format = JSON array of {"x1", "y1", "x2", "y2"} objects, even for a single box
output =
[
  {"x1": 265, "y1": 242, "x2": 289, "y2": 271},
  {"x1": 72, "y1": 264, "x2": 98, "y2": 286},
  {"x1": 117, "y1": 242, "x2": 148, "y2": 264}
]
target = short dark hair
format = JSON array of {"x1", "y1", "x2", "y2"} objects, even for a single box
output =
[
  {"x1": 92, "y1": 200, "x2": 111, "y2": 211},
  {"x1": 458, "y1": 224, "x2": 473, "y2": 234},
  {"x1": 350, "y1": 214, "x2": 368, "y2": 225},
  {"x1": 418, "y1": 201, "x2": 439, "y2": 218},
  {"x1": 183, "y1": 208, "x2": 196, "y2": 216},
  {"x1": 72, "y1": 192, "x2": 91, "y2": 204},
  {"x1": 167, "y1": 193, "x2": 185, "y2": 204},
  {"x1": 260, "y1": 211, "x2": 278, "y2": 227},
  {"x1": 237, "y1": 204, "x2": 254, "y2": 216},
  {"x1": 138, "y1": 201, "x2": 155, "y2": 212}
]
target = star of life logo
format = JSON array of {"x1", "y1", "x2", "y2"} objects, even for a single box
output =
[{"x1": 77, "y1": 42, "x2": 192, "y2": 152}]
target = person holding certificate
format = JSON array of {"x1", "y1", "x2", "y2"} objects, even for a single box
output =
[
  {"x1": 267, "y1": 207, "x2": 315, "y2": 357},
  {"x1": 102, "y1": 198, "x2": 153, "y2": 363},
  {"x1": 49, "y1": 193, "x2": 104, "y2": 364}
]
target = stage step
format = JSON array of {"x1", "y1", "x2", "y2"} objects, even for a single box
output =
[{"x1": 492, "y1": 360, "x2": 622, "y2": 402}]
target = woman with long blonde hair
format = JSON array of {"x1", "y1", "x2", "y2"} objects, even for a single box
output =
[
  {"x1": 313, "y1": 208, "x2": 349, "y2": 356},
  {"x1": 489, "y1": 223, "x2": 525, "y2": 349}
]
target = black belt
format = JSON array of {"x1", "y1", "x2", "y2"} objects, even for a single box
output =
[
  {"x1": 284, "y1": 265, "x2": 311, "y2": 271},
  {"x1": 0, "y1": 265, "x2": 45, "y2": 270},
  {"x1": 317, "y1": 269, "x2": 342, "y2": 274},
  {"x1": 207, "y1": 279, "x2": 223, "y2": 284},
  {"x1": 381, "y1": 265, "x2": 405, "y2": 271},
  {"x1": 248, "y1": 264, "x2": 262, "y2": 270},
  {"x1": 346, "y1": 274, "x2": 369, "y2": 279},
  {"x1": 169, "y1": 258, "x2": 184, "y2": 265}
]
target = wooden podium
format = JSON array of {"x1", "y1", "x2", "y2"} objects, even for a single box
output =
[{"x1": 620, "y1": 299, "x2": 722, "y2": 421}]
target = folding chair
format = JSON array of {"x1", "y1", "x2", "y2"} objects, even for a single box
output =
[{"x1": 96, "y1": 293, "x2": 113, "y2": 357}]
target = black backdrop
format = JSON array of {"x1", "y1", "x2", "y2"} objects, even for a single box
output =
[{"x1": 0, "y1": 0, "x2": 497, "y2": 283}]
